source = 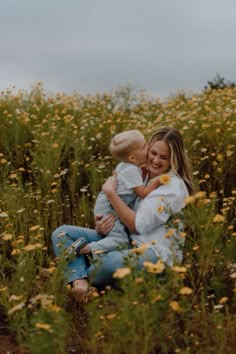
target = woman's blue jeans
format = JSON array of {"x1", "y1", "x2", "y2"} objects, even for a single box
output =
[{"x1": 51, "y1": 225, "x2": 158, "y2": 289}]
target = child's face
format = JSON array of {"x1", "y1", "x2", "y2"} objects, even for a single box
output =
[{"x1": 129, "y1": 139, "x2": 148, "y2": 166}]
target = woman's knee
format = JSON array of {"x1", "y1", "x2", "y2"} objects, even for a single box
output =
[
  {"x1": 102, "y1": 250, "x2": 125, "y2": 271},
  {"x1": 51, "y1": 225, "x2": 66, "y2": 243},
  {"x1": 90, "y1": 250, "x2": 125, "y2": 289}
]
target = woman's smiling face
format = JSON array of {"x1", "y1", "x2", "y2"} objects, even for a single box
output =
[{"x1": 147, "y1": 140, "x2": 171, "y2": 178}]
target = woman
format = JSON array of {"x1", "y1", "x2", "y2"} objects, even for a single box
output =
[{"x1": 51, "y1": 127, "x2": 194, "y2": 300}]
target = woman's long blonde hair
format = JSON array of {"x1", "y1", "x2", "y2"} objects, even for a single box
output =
[{"x1": 148, "y1": 127, "x2": 195, "y2": 195}]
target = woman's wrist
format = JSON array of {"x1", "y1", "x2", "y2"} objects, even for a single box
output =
[
  {"x1": 102, "y1": 173, "x2": 118, "y2": 197},
  {"x1": 104, "y1": 188, "x2": 116, "y2": 199}
]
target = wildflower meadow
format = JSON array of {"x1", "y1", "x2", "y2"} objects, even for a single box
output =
[{"x1": 0, "y1": 83, "x2": 235, "y2": 353}]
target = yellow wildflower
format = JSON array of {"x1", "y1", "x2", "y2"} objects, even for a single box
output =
[
  {"x1": 9, "y1": 295, "x2": 23, "y2": 301},
  {"x1": 172, "y1": 266, "x2": 187, "y2": 273},
  {"x1": 106, "y1": 313, "x2": 117, "y2": 320},
  {"x1": 194, "y1": 191, "x2": 206, "y2": 199},
  {"x1": 2, "y1": 233, "x2": 13, "y2": 241},
  {"x1": 8, "y1": 302, "x2": 25, "y2": 315},
  {"x1": 226, "y1": 150, "x2": 233, "y2": 157},
  {"x1": 219, "y1": 297, "x2": 228, "y2": 304},
  {"x1": 113, "y1": 267, "x2": 131, "y2": 279},
  {"x1": 50, "y1": 305, "x2": 61, "y2": 312},
  {"x1": 135, "y1": 277, "x2": 144, "y2": 283},
  {"x1": 184, "y1": 196, "x2": 195, "y2": 205},
  {"x1": 94, "y1": 249, "x2": 107, "y2": 255},
  {"x1": 29, "y1": 225, "x2": 40, "y2": 231},
  {"x1": 95, "y1": 331, "x2": 103, "y2": 337},
  {"x1": 179, "y1": 287, "x2": 193, "y2": 295},
  {"x1": 11, "y1": 249, "x2": 21, "y2": 255},
  {"x1": 13, "y1": 239, "x2": 24, "y2": 245},
  {"x1": 34, "y1": 243, "x2": 43, "y2": 249},
  {"x1": 210, "y1": 192, "x2": 217, "y2": 198},
  {"x1": 0, "y1": 287, "x2": 7, "y2": 292},
  {"x1": 17, "y1": 235, "x2": 25, "y2": 240},
  {"x1": 35, "y1": 323, "x2": 53, "y2": 333},
  {"x1": 9, "y1": 173, "x2": 17, "y2": 179},
  {"x1": 169, "y1": 301, "x2": 182, "y2": 312},
  {"x1": 151, "y1": 294, "x2": 162, "y2": 303},
  {"x1": 91, "y1": 290, "x2": 100, "y2": 298},
  {"x1": 24, "y1": 244, "x2": 37, "y2": 251},
  {"x1": 159, "y1": 174, "x2": 171, "y2": 185},
  {"x1": 16, "y1": 208, "x2": 25, "y2": 213},
  {"x1": 213, "y1": 214, "x2": 225, "y2": 223},
  {"x1": 131, "y1": 243, "x2": 149, "y2": 255},
  {"x1": 165, "y1": 229, "x2": 175, "y2": 238},
  {"x1": 180, "y1": 232, "x2": 186, "y2": 239},
  {"x1": 157, "y1": 205, "x2": 165, "y2": 213},
  {"x1": 143, "y1": 260, "x2": 165, "y2": 274}
]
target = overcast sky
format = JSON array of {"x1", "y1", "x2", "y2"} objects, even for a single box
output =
[{"x1": 1, "y1": 0, "x2": 236, "y2": 98}]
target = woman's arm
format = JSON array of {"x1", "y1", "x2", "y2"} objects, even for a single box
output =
[{"x1": 102, "y1": 175, "x2": 137, "y2": 234}]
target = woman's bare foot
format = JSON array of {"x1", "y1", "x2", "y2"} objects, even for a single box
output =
[{"x1": 72, "y1": 279, "x2": 89, "y2": 302}]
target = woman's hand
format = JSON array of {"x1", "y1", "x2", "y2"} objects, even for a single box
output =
[
  {"x1": 95, "y1": 214, "x2": 116, "y2": 235},
  {"x1": 102, "y1": 171, "x2": 118, "y2": 196}
]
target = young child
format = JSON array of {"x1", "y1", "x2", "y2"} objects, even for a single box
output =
[{"x1": 66, "y1": 130, "x2": 161, "y2": 259}]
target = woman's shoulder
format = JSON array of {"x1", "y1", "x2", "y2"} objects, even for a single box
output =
[
  {"x1": 151, "y1": 172, "x2": 188, "y2": 197},
  {"x1": 169, "y1": 171, "x2": 188, "y2": 190},
  {"x1": 168, "y1": 171, "x2": 184, "y2": 187}
]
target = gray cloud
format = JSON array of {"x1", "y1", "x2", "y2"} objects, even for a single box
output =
[{"x1": 1, "y1": 0, "x2": 236, "y2": 98}]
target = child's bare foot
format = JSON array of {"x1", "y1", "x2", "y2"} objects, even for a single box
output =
[{"x1": 72, "y1": 279, "x2": 89, "y2": 302}]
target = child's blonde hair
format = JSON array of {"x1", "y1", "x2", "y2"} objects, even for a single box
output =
[{"x1": 109, "y1": 130, "x2": 145, "y2": 162}]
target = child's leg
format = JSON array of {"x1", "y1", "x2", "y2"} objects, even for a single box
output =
[
  {"x1": 89, "y1": 218, "x2": 130, "y2": 256},
  {"x1": 93, "y1": 191, "x2": 113, "y2": 218}
]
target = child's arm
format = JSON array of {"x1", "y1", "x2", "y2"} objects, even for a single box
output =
[{"x1": 133, "y1": 177, "x2": 161, "y2": 199}]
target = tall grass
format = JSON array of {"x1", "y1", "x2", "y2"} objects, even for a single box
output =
[{"x1": 0, "y1": 83, "x2": 235, "y2": 353}]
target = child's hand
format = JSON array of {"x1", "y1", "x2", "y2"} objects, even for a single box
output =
[
  {"x1": 148, "y1": 176, "x2": 161, "y2": 188},
  {"x1": 141, "y1": 165, "x2": 148, "y2": 180}
]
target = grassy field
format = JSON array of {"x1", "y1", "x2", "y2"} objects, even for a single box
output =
[{"x1": 0, "y1": 83, "x2": 235, "y2": 353}]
